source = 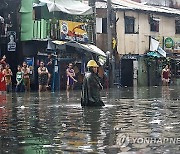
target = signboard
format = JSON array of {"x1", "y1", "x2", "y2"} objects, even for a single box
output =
[
  {"x1": 25, "y1": 57, "x2": 34, "y2": 67},
  {"x1": 164, "y1": 37, "x2": 174, "y2": 48},
  {"x1": 122, "y1": 54, "x2": 138, "y2": 59},
  {"x1": 7, "y1": 31, "x2": 16, "y2": 52},
  {"x1": 59, "y1": 20, "x2": 88, "y2": 43},
  {"x1": 164, "y1": 37, "x2": 180, "y2": 53}
]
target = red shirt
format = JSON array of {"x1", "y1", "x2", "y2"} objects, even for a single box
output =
[{"x1": 163, "y1": 70, "x2": 169, "y2": 79}]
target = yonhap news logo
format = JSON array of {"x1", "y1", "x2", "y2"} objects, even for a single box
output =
[
  {"x1": 116, "y1": 133, "x2": 130, "y2": 148},
  {"x1": 116, "y1": 133, "x2": 180, "y2": 148}
]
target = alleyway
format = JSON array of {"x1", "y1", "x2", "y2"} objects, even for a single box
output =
[{"x1": 0, "y1": 86, "x2": 180, "y2": 153}]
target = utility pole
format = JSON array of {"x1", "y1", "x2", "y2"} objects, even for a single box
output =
[
  {"x1": 107, "y1": 0, "x2": 112, "y2": 53},
  {"x1": 89, "y1": 0, "x2": 96, "y2": 44},
  {"x1": 107, "y1": 0, "x2": 114, "y2": 87}
]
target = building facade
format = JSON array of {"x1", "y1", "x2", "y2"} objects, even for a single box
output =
[{"x1": 96, "y1": 0, "x2": 180, "y2": 86}]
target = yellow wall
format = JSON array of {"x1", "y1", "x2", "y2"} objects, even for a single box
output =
[{"x1": 116, "y1": 10, "x2": 180, "y2": 55}]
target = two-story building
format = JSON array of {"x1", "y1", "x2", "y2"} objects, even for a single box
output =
[
  {"x1": 96, "y1": 0, "x2": 180, "y2": 86},
  {"x1": 19, "y1": 0, "x2": 107, "y2": 90}
]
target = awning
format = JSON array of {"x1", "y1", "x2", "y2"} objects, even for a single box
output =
[
  {"x1": 39, "y1": 0, "x2": 93, "y2": 15},
  {"x1": 52, "y1": 41, "x2": 106, "y2": 57},
  {"x1": 80, "y1": 43, "x2": 106, "y2": 57}
]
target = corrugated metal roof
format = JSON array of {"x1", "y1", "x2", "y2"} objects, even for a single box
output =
[{"x1": 97, "y1": 0, "x2": 180, "y2": 16}]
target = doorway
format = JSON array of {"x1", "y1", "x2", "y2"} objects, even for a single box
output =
[{"x1": 121, "y1": 59, "x2": 133, "y2": 87}]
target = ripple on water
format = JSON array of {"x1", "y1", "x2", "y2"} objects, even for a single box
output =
[{"x1": 0, "y1": 87, "x2": 180, "y2": 153}]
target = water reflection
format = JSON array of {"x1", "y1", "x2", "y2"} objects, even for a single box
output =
[
  {"x1": 0, "y1": 86, "x2": 180, "y2": 153},
  {"x1": 162, "y1": 86, "x2": 170, "y2": 100}
]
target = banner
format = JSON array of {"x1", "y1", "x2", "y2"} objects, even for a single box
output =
[{"x1": 59, "y1": 20, "x2": 88, "y2": 43}]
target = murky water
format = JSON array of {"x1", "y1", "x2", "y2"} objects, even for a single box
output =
[{"x1": 0, "y1": 86, "x2": 180, "y2": 154}]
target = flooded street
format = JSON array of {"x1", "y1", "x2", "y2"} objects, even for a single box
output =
[{"x1": 0, "y1": 86, "x2": 180, "y2": 154}]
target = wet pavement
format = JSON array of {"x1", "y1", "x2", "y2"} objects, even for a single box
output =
[{"x1": 0, "y1": 86, "x2": 180, "y2": 154}]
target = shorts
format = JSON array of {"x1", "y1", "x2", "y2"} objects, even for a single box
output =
[
  {"x1": 39, "y1": 74, "x2": 48, "y2": 85},
  {"x1": 162, "y1": 78, "x2": 170, "y2": 83}
]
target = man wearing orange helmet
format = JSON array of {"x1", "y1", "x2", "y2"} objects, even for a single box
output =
[{"x1": 81, "y1": 60, "x2": 105, "y2": 107}]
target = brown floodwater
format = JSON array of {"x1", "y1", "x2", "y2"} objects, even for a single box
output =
[{"x1": 0, "y1": 86, "x2": 180, "y2": 154}]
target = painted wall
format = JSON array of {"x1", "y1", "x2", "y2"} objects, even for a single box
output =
[{"x1": 116, "y1": 10, "x2": 180, "y2": 55}]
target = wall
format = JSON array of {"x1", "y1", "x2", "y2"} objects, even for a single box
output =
[
  {"x1": 96, "y1": 9, "x2": 108, "y2": 51},
  {"x1": 96, "y1": 34, "x2": 108, "y2": 52},
  {"x1": 116, "y1": 10, "x2": 178, "y2": 55},
  {"x1": 116, "y1": 11, "x2": 150, "y2": 55}
]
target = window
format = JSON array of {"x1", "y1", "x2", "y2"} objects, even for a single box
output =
[
  {"x1": 175, "y1": 19, "x2": 180, "y2": 34},
  {"x1": 125, "y1": 16, "x2": 135, "y2": 34},
  {"x1": 102, "y1": 18, "x2": 107, "y2": 34},
  {"x1": 150, "y1": 16, "x2": 159, "y2": 32},
  {"x1": 96, "y1": 18, "x2": 107, "y2": 34}
]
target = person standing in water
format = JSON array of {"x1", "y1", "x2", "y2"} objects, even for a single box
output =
[
  {"x1": 38, "y1": 61, "x2": 49, "y2": 92},
  {"x1": 0, "y1": 64, "x2": 6, "y2": 91},
  {"x1": 161, "y1": 65, "x2": 171, "y2": 86},
  {"x1": 81, "y1": 60, "x2": 105, "y2": 107},
  {"x1": 16, "y1": 65, "x2": 25, "y2": 92},
  {"x1": 66, "y1": 63, "x2": 77, "y2": 91},
  {"x1": 21, "y1": 62, "x2": 30, "y2": 92},
  {"x1": 3, "y1": 64, "x2": 12, "y2": 92}
]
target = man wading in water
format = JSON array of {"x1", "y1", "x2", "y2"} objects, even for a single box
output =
[{"x1": 81, "y1": 60, "x2": 105, "y2": 107}]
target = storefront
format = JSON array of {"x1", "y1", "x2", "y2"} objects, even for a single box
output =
[{"x1": 52, "y1": 40, "x2": 106, "y2": 90}]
